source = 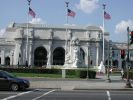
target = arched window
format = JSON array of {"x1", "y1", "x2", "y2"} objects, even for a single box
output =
[
  {"x1": 80, "y1": 48, "x2": 85, "y2": 60},
  {"x1": 53, "y1": 47, "x2": 65, "y2": 65},
  {"x1": 5, "y1": 57, "x2": 10, "y2": 66},
  {"x1": 34, "y1": 46, "x2": 47, "y2": 67}
]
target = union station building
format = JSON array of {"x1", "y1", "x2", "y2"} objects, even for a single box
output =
[{"x1": 0, "y1": 22, "x2": 132, "y2": 69}]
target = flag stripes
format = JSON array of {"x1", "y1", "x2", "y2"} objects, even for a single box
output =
[
  {"x1": 104, "y1": 11, "x2": 111, "y2": 20},
  {"x1": 67, "y1": 9, "x2": 76, "y2": 17},
  {"x1": 29, "y1": 7, "x2": 36, "y2": 18}
]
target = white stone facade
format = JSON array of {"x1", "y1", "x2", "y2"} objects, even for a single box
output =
[{"x1": 0, "y1": 22, "x2": 118, "y2": 68}]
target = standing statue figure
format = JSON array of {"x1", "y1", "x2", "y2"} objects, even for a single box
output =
[
  {"x1": 71, "y1": 37, "x2": 83, "y2": 67},
  {"x1": 64, "y1": 37, "x2": 84, "y2": 68}
]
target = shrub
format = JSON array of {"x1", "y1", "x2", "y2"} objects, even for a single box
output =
[
  {"x1": 79, "y1": 70, "x2": 96, "y2": 79},
  {"x1": 123, "y1": 71, "x2": 133, "y2": 79},
  {"x1": 0, "y1": 67, "x2": 96, "y2": 79},
  {"x1": 0, "y1": 67, "x2": 61, "y2": 74},
  {"x1": 66, "y1": 69, "x2": 80, "y2": 78}
]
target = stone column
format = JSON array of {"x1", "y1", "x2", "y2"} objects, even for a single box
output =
[
  {"x1": 28, "y1": 29, "x2": 34, "y2": 67},
  {"x1": 86, "y1": 43, "x2": 90, "y2": 68},
  {"x1": 28, "y1": 40, "x2": 33, "y2": 66},
  {"x1": 13, "y1": 42, "x2": 21, "y2": 65},
  {"x1": 85, "y1": 31, "x2": 90, "y2": 67},
  {"x1": 47, "y1": 29, "x2": 53, "y2": 68},
  {"x1": 47, "y1": 44, "x2": 52, "y2": 68},
  {"x1": 96, "y1": 43, "x2": 99, "y2": 66},
  {"x1": 1, "y1": 49, "x2": 5, "y2": 65},
  {"x1": 10, "y1": 50, "x2": 14, "y2": 66}
]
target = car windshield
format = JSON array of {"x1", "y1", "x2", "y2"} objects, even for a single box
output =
[{"x1": 2, "y1": 71, "x2": 15, "y2": 78}]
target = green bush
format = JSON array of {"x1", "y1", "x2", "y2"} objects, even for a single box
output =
[
  {"x1": 0, "y1": 67, "x2": 61, "y2": 74},
  {"x1": 66, "y1": 69, "x2": 80, "y2": 78},
  {"x1": 0, "y1": 67, "x2": 96, "y2": 79},
  {"x1": 79, "y1": 70, "x2": 96, "y2": 79},
  {"x1": 123, "y1": 71, "x2": 133, "y2": 79}
]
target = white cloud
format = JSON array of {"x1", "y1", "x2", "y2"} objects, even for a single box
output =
[
  {"x1": 29, "y1": 18, "x2": 46, "y2": 24},
  {"x1": 0, "y1": 28, "x2": 6, "y2": 37},
  {"x1": 76, "y1": 0, "x2": 99, "y2": 14},
  {"x1": 115, "y1": 20, "x2": 133, "y2": 34}
]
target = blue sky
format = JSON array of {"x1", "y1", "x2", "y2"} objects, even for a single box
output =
[{"x1": 0, "y1": 0, "x2": 133, "y2": 42}]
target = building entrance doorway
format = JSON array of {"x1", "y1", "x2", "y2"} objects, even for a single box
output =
[
  {"x1": 34, "y1": 47, "x2": 47, "y2": 67},
  {"x1": 53, "y1": 47, "x2": 65, "y2": 65},
  {"x1": 5, "y1": 57, "x2": 10, "y2": 66}
]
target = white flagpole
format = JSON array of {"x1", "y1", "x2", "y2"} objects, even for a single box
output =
[
  {"x1": 26, "y1": 0, "x2": 31, "y2": 67},
  {"x1": 102, "y1": 4, "x2": 105, "y2": 64},
  {"x1": 98, "y1": 4, "x2": 106, "y2": 74},
  {"x1": 103, "y1": 4, "x2": 111, "y2": 82},
  {"x1": 66, "y1": 2, "x2": 69, "y2": 25},
  {"x1": 65, "y1": 2, "x2": 69, "y2": 57}
]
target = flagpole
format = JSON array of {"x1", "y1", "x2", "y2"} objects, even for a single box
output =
[
  {"x1": 66, "y1": 2, "x2": 68, "y2": 24},
  {"x1": 26, "y1": 0, "x2": 31, "y2": 67},
  {"x1": 102, "y1": 4, "x2": 105, "y2": 64},
  {"x1": 65, "y1": 2, "x2": 69, "y2": 63},
  {"x1": 26, "y1": 12, "x2": 29, "y2": 67},
  {"x1": 103, "y1": 4, "x2": 111, "y2": 82}
]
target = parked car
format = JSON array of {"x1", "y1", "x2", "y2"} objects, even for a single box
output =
[{"x1": 0, "y1": 70, "x2": 30, "y2": 91}]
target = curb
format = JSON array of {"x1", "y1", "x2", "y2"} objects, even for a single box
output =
[
  {"x1": 30, "y1": 87, "x2": 133, "y2": 91},
  {"x1": 74, "y1": 88, "x2": 133, "y2": 91}
]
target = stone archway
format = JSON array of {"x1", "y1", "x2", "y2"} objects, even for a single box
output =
[
  {"x1": 53, "y1": 47, "x2": 65, "y2": 65},
  {"x1": 5, "y1": 57, "x2": 10, "y2": 66},
  {"x1": 34, "y1": 46, "x2": 47, "y2": 67}
]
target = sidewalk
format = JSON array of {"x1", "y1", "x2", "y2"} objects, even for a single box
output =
[{"x1": 27, "y1": 75, "x2": 133, "y2": 90}]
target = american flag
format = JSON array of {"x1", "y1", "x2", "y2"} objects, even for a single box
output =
[
  {"x1": 29, "y1": 7, "x2": 36, "y2": 18},
  {"x1": 67, "y1": 9, "x2": 76, "y2": 17},
  {"x1": 104, "y1": 11, "x2": 111, "y2": 20}
]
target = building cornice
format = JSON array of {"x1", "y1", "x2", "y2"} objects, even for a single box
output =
[{"x1": 10, "y1": 23, "x2": 102, "y2": 32}]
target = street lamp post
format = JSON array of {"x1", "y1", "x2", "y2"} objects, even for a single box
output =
[{"x1": 125, "y1": 27, "x2": 132, "y2": 88}]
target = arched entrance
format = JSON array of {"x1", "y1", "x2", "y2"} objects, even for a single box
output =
[
  {"x1": 5, "y1": 57, "x2": 10, "y2": 66},
  {"x1": 80, "y1": 48, "x2": 85, "y2": 60},
  {"x1": 53, "y1": 47, "x2": 65, "y2": 65},
  {"x1": 34, "y1": 47, "x2": 47, "y2": 67}
]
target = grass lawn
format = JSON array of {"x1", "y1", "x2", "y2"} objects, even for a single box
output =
[
  {"x1": 11, "y1": 72, "x2": 62, "y2": 78},
  {"x1": 11, "y1": 72, "x2": 81, "y2": 78}
]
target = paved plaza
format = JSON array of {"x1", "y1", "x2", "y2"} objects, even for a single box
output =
[{"x1": 26, "y1": 75, "x2": 133, "y2": 90}]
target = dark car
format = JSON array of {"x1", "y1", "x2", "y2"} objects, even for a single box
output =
[{"x1": 0, "y1": 70, "x2": 30, "y2": 91}]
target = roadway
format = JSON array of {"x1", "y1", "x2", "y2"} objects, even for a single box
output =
[{"x1": 0, "y1": 89, "x2": 133, "y2": 100}]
